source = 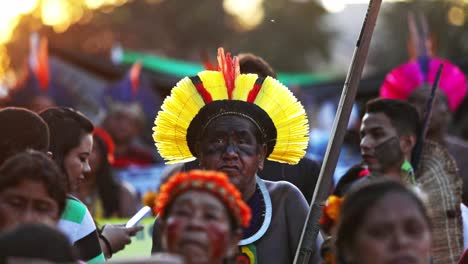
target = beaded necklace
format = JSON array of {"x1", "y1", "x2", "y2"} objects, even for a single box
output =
[{"x1": 239, "y1": 176, "x2": 272, "y2": 246}]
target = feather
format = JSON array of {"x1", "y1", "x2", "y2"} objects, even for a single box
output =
[
  {"x1": 380, "y1": 58, "x2": 466, "y2": 111},
  {"x1": 412, "y1": 64, "x2": 444, "y2": 172},
  {"x1": 200, "y1": 49, "x2": 216, "y2": 71},
  {"x1": 129, "y1": 62, "x2": 142, "y2": 96},
  {"x1": 253, "y1": 77, "x2": 309, "y2": 164}
]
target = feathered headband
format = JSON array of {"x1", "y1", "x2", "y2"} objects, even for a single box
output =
[
  {"x1": 153, "y1": 48, "x2": 309, "y2": 164},
  {"x1": 380, "y1": 12, "x2": 466, "y2": 112},
  {"x1": 154, "y1": 170, "x2": 251, "y2": 227}
]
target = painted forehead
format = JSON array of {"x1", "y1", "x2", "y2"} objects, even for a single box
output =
[
  {"x1": 204, "y1": 116, "x2": 259, "y2": 135},
  {"x1": 171, "y1": 191, "x2": 226, "y2": 211}
]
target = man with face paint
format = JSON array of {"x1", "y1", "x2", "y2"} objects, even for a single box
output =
[
  {"x1": 360, "y1": 98, "x2": 420, "y2": 183},
  {"x1": 358, "y1": 98, "x2": 464, "y2": 263},
  {"x1": 152, "y1": 48, "x2": 319, "y2": 263}
]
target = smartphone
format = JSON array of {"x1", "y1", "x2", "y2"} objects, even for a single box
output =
[{"x1": 125, "y1": 206, "x2": 152, "y2": 228}]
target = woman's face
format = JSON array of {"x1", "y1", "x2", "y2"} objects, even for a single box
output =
[
  {"x1": 64, "y1": 133, "x2": 93, "y2": 192},
  {"x1": 161, "y1": 190, "x2": 239, "y2": 264},
  {"x1": 0, "y1": 179, "x2": 59, "y2": 232},
  {"x1": 348, "y1": 192, "x2": 431, "y2": 264}
]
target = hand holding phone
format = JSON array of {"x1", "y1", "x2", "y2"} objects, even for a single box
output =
[{"x1": 126, "y1": 206, "x2": 152, "y2": 228}]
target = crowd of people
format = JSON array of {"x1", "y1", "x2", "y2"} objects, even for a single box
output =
[{"x1": 1, "y1": 21, "x2": 468, "y2": 264}]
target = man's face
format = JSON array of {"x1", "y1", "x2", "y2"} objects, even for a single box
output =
[
  {"x1": 197, "y1": 116, "x2": 266, "y2": 195},
  {"x1": 360, "y1": 112, "x2": 404, "y2": 173},
  {"x1": 408, "y1": 88, "x2": 450, "y2": 138}
]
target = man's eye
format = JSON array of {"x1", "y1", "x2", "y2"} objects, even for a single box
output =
[
  {"x1": 5, "y1": 197, "x2": 24, "y2": 208},
  {"x1": 211, "y1": 138, "x2": 224, "y2": 144},
  {"x1": 239, "y1": 139, "x2": 248, "y2": 144},
  {"x1": 205, "y1": 213, "x2": 220, "y2": 221},
  {"x1": 373, "y1": 130, "x2": 386, "y2": 138},
  {"x1": 35, "y1": 202, "x2": 52, "y2": 213},
  {"x1": 174, "y1": 208, "x2": 192, "y2": 217},
  {"x1": 367, "y1": 226, "x2": 390, "y2": 239}
]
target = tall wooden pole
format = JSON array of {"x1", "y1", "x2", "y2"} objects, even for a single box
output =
[{"x1": 293, "y1": 1, "x2": 382, "y2": 263}]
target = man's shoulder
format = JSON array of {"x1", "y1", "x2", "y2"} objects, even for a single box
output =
[
  {"x1": 263, "y1": 179, "x2": 299, "y2": 192},
  {"x1": 262, "y1": 179, "x2": 306, "y2": 203}
]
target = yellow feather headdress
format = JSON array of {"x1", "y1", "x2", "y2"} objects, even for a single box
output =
[{"x1": 153, "y1": 48, "x2": 309, "y2": 164}]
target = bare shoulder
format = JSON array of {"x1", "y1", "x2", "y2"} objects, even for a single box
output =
[{"x1": 263, "y1": 180, "x2": 306, "y2": 203}]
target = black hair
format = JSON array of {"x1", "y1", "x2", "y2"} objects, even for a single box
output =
[
  {"x1": 0, "y1": 150, "x2": 67, "y2": 216},
  {"x1": 334, "y1": 179, "x2": 430, "y2": 263},
  {"x1": 238, "y1": 53, "x2": 277, "y2": 78},
  {"x1": 0, "y1": 223, "x2": 76, "y2": 263},
  {"x1": 366, "y1": 98, "x2": 421, "y2": 137},
  {"x1": 407, "y1": 85, "x2": 449, "y2": 111},
  {"x1": 39, "y1": 107, "x2": 94, "y2": 186},
  {"x1": 333, "y1": 164, "x2": 368, "y2": 197},
  {"x1": 93, "y1": 135, "x2": 120, "y2": 217},
  {"x1": 0, "y1": 107, "x2": 49, "y2": 165}
]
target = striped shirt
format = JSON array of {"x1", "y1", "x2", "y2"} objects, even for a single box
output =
[{"x1": 59, "y1": 197, "x2": 105, "y2": 264}]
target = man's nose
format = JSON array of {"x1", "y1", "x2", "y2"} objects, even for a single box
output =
[
  {"x1": 360, "y1": 136, "x2": 372, "y2": 151},
  {"x1": 390, "y1": 229, "x2": 412, "y2": 249},
  {"x1": 222, "y1": 142, "x2": 240, "y2": 159},
  {"x1": 22, "y1": 208, "x2": 38, "y2": 223}
]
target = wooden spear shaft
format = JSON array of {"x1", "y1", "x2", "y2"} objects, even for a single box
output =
[{"x1": 293, "y1": 1, "x2": 382, "y2": 263}]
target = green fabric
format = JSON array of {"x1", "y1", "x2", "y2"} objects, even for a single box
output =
[
  {"x1": 401, "y1": 160, "x2": 416, "y2": 184},
  {"x1": 86, "y1": 252, "x2": 106, "y2": 264},
  {"x1": 61, "y1": 198, "x2": 87, "y2": 224},
  {"x1": 240, "y1": 244, "x2": 258, "y2": 264},
  {"x1": 116, "y1": 49, "x2": 334, "y2": 86}
]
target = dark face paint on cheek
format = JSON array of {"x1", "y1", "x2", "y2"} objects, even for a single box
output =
[
  {"x1": 206, "y1": 222, "x2": 230, "y2": 260},
  {"x1": 165, "y1": 218, "x2": 184, "y2": 252},
  {"x1": 374, "y1": 136, "x2": 404, "y2": 171}
]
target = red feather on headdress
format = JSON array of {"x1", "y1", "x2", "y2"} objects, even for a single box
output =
[
  {"x1": 129, "y1": 62, "x2": 142, "y2": 96},
  {"x1": 217, "y1": 48, "x2": 239, "y2": 100},
  {"x1": 200, "y1": 50, "x2": 216, "y2": 71},
  {"x1": 29, "y1": 34, "x2": 50, "y2": 92}
]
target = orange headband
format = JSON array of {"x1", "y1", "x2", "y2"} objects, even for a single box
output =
[{"x1": 155, "y1": 170, "x2": 251, "y2": 227}]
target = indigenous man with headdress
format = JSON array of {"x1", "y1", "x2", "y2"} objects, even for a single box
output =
[
  {"x1": 186, "y1": 51, "x2": 321, "y2": 202},
  {"x1": 152, "y1": 48, "x2": 318, "y2": 263}
]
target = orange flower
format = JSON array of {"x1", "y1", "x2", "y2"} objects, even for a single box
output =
[
  {"x1": 142, "y1": 191, "x2": 158, "y2": 210},
  {"x1": 320, "y1": 195, "x2": 343, "y2": 234},
  {"x1": 324, "y1": 195, "x2": 342, "y2": 221}
]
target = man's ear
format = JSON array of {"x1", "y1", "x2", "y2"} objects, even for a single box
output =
[
  {"x1": 257, "y1": 144, "x2": 267, "y2": 171},
  {"x1": 400, "y1": 134, "x2": 417, "y2": 156}
]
